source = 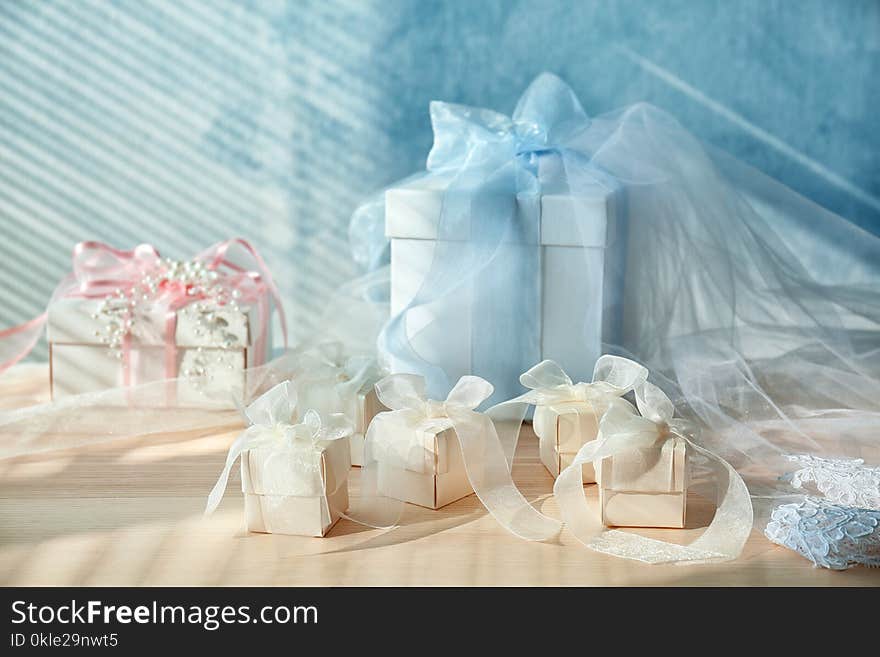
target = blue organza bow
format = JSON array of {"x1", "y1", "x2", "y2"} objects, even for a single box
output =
[
  {"x1": 350, "y1": 73, "x2": 611, "y2": 403},
  {"x1": 426, "y1": 74, "x2": 592, "y2": 176}
]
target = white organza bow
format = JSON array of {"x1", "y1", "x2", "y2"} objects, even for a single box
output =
[
  {"x1": 205, "y1": 380, "x2": 352, "y2": 514},
  {"x1": 349, "y1": 373, "x2": 562, "y2": 541},
  {"x1": 521, "y1": 356, "x2": 649, "y2": 406},
  {"x1": 489, "y1": 355, "x2": 649, "y2": 466},
  {"x1": 554, "y1": 381, "x2": 754, "y2": 564}
]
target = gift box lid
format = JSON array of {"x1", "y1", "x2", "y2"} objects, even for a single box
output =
[
  {"x1": 372, "y1": 412, "x2": 453, "y2": 475},
  {"x1": 46, "y1": 296, "x2": 260, "y2": 349},
  {"x1": 385, "y1": 173, "x2": 618, "y2": 248}
]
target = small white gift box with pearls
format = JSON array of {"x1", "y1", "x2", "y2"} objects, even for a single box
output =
[{"x1": 47, "y1": 279, "x2": 272, "y2": 408}]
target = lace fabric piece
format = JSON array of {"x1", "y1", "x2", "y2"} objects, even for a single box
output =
[
  {"x1": 764, "y1": 497, "x2": 880, "y2": 570},
  {"x1": 785, "y1": 455, "x2": 880, "y2": 510}
]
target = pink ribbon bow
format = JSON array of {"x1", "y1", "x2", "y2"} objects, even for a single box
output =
[{"x1": 70, "y1": 242, "x2": 163, "y2": 297}]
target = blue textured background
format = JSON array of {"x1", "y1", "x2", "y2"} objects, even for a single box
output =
[{"x1": 1, "y1": 0, "x2": 878, "y2": 354}]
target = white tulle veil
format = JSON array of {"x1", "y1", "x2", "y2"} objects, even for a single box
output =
[{"x1": 348, "y1": 73, "x2": 880, "y2": 533}]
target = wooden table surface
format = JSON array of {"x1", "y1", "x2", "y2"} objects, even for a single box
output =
[{"x1": 0, "y1": 364, "x2": 877, "y2": 586}]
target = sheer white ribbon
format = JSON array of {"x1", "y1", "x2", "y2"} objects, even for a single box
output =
[
  {"x1": 349, "y1": 373, "x2": 562, "y2": 540},
  {"x1": 205, "y1": 380, "x2": 352, "y2": 514},
  {"x1": 488, "y1": 355, "x2": 649, "y2": 467},
  {"x1": 554, "y1": 381, "x2": 754, "y2": 564}
]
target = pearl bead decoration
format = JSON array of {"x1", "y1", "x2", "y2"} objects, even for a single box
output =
[{"x1": 93, "y1": 258, "x2": 245, "y2": 386}]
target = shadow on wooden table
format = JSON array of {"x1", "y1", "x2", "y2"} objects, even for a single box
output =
[{"x1": 0, "y1": 426, "x2": 240, "y2": 543}]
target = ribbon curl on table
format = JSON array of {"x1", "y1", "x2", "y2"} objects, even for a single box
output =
[
  {"x1": 205, "y1": 380, "x2": 352, "y2": 514},
  {"x1": 554, "y1": 381, "x2": 754, "y2": 564},
  {"x1": 488, "y1": 355, "x2": 649, "y2": 468},
  {"x1": 351, "y1": 73, "x2": 617, "y2": 404},
  {"x1": 0, "y1": 238, "x2": 287, "y2": 390},
  {"x1": 349, "y1": 373, "x2": 561, "y2": 540}
]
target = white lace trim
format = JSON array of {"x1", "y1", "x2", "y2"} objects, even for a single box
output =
[
  {"x1": 765, "y1": 496, "x2": 880, "y2": 570},
  {"x1": 785, "y1": 455, "x2": 880, "y2": 510}
]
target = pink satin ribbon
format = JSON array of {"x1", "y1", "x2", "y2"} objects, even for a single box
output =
[{"x1": 0, "y1": 239, "x2": 287, "y2": 390}]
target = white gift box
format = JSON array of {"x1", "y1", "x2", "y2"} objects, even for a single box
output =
[
  {"x1": 47, "y1": 296, "x2": 271, "y2": 407},
  {"x1": 385, "y1": 174, "x2": 624, "y2": 397},
  {"x1": 348, "y1": 386, "x2": 388, "y2": 467},
  {"x1": 599, "y1": 437, "x2": 688, "y2": 529},
  {"x1": 241, "y1": 436, "x2": 351, "y2": 537},
  {"x1": 374, "y1": 415, "x2": 473, "y2": 510},
  {"x1": 533, "y1": 401, "x2": 599, "y2": 484}
]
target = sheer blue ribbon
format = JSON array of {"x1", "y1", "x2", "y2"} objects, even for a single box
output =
[{"x1": 351, "y1": 73, "x2": 613, "y2": 403}]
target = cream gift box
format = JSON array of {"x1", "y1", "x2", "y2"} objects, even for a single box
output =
[
  {"x1": 385, "y1": 173, "x2": 624, "y2": 400},
  {"x1": 348, "y1": 386, "x2": 387, "y2": 467},
  {"x1": 292, "y1": 348, "x2": 389, "y2": 468},
  {"x1": 513, "y1": 357, "x2": 649, "y2": 485},
  {"x1": 374, "y1": 414, "x2": 472, "y2": 510},
  {"x1": 241, "y1": 435, "x2": 350, "y2": 537},
  {"x1": 551, "y1": 377, "x2": 752, "y2": 563},
  {"x1": 205, "y1": 382, "x2": 352, "y2": 537},
  {"x1": 533, "y1": 401, "x2": 598, "y2": 484},
  {"x1": 363, "y1": 372, "x2": 563, "y2": 539},
  {"x1": 599, "y1": 436, "x2": 688, "y2": 529},
  {"x1": 47, "y1": 293, "x2": 271, "y2": 407}
]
